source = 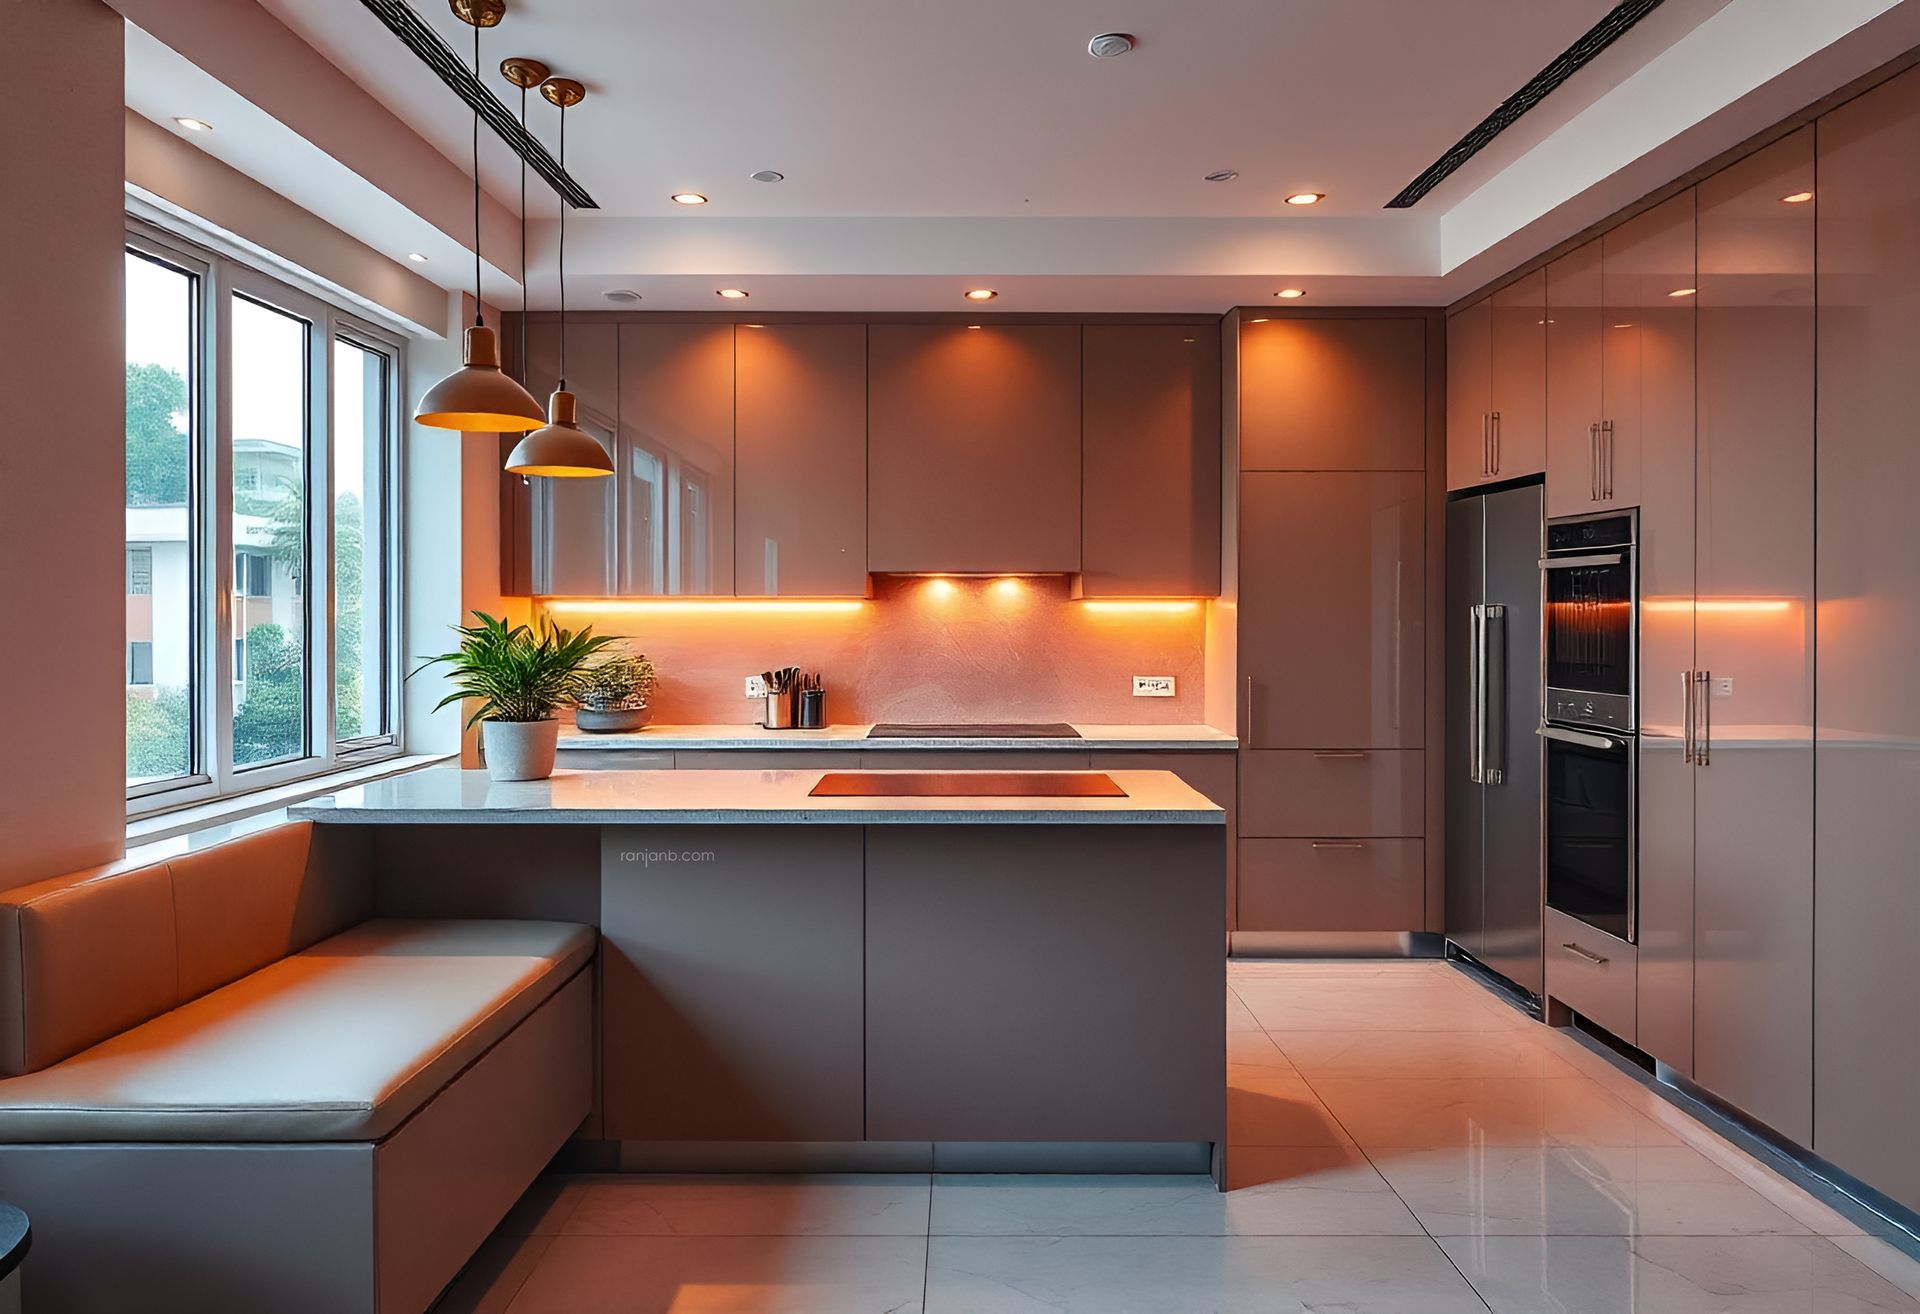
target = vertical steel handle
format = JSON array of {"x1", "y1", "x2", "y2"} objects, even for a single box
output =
[
  {"x1": 1243, "y1": 675, "x2": 1254, "y2": 745},
  {"x1": 1481, "y1": 413, "x2": 1491, "y2": 476},
  {"x1": 1601, "y1": 420, "x2": 1616, "y2": 499},
  {"x1": 1490, "y1": 410, "x2": 1502, "y2": 476},
  {"x1": 1474, "y1": 607, "x2": 1489, "y2": 779},
  {"x1": 1682, "y1": 669, "x2": 1697, "y2": 764},
  {"x1": 1695, "y1": 669, "x2": 1712, "y2": 766},
  {"x1": 1589, "y1": 423, "x2": 1600, "y2": 501},
  {"x1": 1482, "y1": 603, "x2": 1507, "y2": 785}
]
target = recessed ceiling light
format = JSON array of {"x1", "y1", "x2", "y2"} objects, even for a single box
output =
[
  {"x1": 671, "y1": 192, "x2": 708, "y2": 206},
  {"x1": 1087, "y1": 32, "x2": 1135, "y2": 58},
  {"x1": 1668, "y1": 287, "x2": 1697, "y2": 298},
  {"x1": 1247, "y1": 318, "x2": 1270, "y2": 323},
  {"x1": 174, "y1": 117, "x2": 213, "y2": 133},
  {"x1": 1781, "y1": 191, "x2": 1815, "y2": 204},
  {"x1": 717, "y1": 288, "x2": 749, "y2": 299},
  {"x1": 405, "y1": 252, "x2": 429, "y2": 264},
  {"x1": 964, "y1": 289, "x2": 997, "y2": 301},
  {"x1": 1275, "y1": 288, "x2": 1306, "y2": 299},
  {"x1": 967, "y1": 324, "x2": 983, "y2": 330},
  {"x1": 603, "y1": 289, "x2": 642, "y2": 303},
  {"x1": 1204, "y1": 169, "x2": 1239, "y2": 184},
  {"x1": 741, "y1": 323, "x2": 765, "y2": 329},
  {"x1": 1613, "y1": 322, "x2": 1634, "y2": 329},
  {"x1": 1284, "y1": 192, "x2": 1324, "y2": 206}
]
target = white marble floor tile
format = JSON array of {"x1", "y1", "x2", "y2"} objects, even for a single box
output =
[
  {"x1": 928, "y1": 1149, "x2": 1420, "y2": 1237},
  {"x1": 1836, "y1": 1236, "x2": 1920, "y2": 1302},
  {"x1": 1439, "y1": 1234, "x2": 1920, "y2": 1313},
  {"x1": 557, "y1": 1174, "x2": 931, "y2": 1237},
  {"x1": 1226, "y1": 1072, "x2": 1355, "y2": 1146},
  {"x1": 924, "y1": 1235, "x2": 1488, "y2": 1313},
  {"x1": 1308, "y1": 1076, "x2": 1680, "y2": 1149},
  {"x1": 1234, "y1": 980, "x2": 1529, "y2": 1033},
  {"x1": 1224, "y1": 989, "x2": 1262, "y2": 1033},
  {"x1": 1371, "y1": 1143, "x2": 1815, "y2": 1236},
  {"x1": 435, "y1": 1231, "x2": 553, "y2": 1314},
  {"x1": 494, "y1": 1175, "x2": 584, "y2": 1237},
  {"x1": 503, "y1": 1235, "x2": 928, "y2": 1314},
  {"x1": 1225, "y1": 1025, "x2": 1299, "y2": 1076},
  {"x1": 1270, "y1": 1027, "x2": 1583, "y2": 1080}
]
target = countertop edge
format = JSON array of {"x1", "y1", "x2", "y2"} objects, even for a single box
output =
[{"x1": 289, "y1": 806, "x2": 1226, "y2": 826}]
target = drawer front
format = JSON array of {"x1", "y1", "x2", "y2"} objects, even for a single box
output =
[
  {"x1": 1545, "y1": 907, "x2": 1637, "y2": 1044},
  {"x1": 558, "y1": 749, "x2": 676, "y2": 771},
  {"x1": 857, "y1": 750, "x2": 1092, "y2": 770},
  {"x1": 1237, "y1": 838, "x2": 1423, "y2": 932},
  {"x1": 674, "y1": 751, "x2": 861, "y2": 770},
  {"x1": 1239, "y1": 750, "x2": 1424, "y2": 837}
]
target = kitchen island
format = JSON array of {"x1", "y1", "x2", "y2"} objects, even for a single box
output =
[{"x1": 291, "y1": 766, "x2": 1228, "y2": 1181}]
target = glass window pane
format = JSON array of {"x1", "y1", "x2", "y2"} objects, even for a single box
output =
[
  {"x1": 332, "y1": 338, "x2": 389, "y2": 741},
  {"x1": 230, "y1": 294, "x2": 310, "y2": 768},
  {"x1": 125, "y1": 250, "x2": 197, "y2": 787}
]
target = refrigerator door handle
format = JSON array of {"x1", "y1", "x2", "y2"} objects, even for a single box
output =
[
  {"x1": 1695, "y1": 669, "x2": 1712, "y2": 766},
  {"x1": 1467, "y1": 604, "x2": 1486, "y2": 785},
  {"x1": 1682, "y1": 669, "x2": 1697, "y2": 764},
  {"x1": 1482, "y1": 603, "x2": 1507, "y2": 785}
]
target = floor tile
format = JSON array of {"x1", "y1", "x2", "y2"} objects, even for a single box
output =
[
  {"x1": 1371, "y1": 1143, "x2": 1815, "y2": 1236},
  {"x1": 1224, "y1": 1025, "x2": 1298, "y2": 1076},
  {"x1": 928, "y1": 1149, "x2": 1419, "y2": 1237},
  {"x1": 1837, "y1": 1236, "x2": 1920, "y2": 1302},
  {"x1": 1309, "y1": 1076, "x2": 1680, "y2": 1149},
  {"x1": 1224, "y1": 989, "x2": 1262, "y2": 1033},
  {"x1": 1226, "y1": 1072, "x2": 1354, "y2": 1147},
  {"x1": 504, "y1": 1234, "x2": 928, "y2": 1314},
  {"x1": 433, "y1": 1232, "x2": 552, "y2": 1314},
  {"x1": 1270, "y1": 1027, "x2": 1582, "y2": 1080},
  {"x1": 1234, "y1": 979, "x2": 1528, "y2": 1033},
  {"x1": 558, "y1": 1174, "x2": 931, "y2": 1237},
  {"x1": 924, "y1": 1235, "x2": 1488, "y2": 1312},
  {"x1": 1439, "y1": 1234, "x2": 1920, "y2": 1313},
  {"x1": 495, "y1": 1176, "x2": 583, "y2": 1237}
]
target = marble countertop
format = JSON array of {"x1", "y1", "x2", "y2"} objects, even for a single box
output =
[
  {"x1": 289, "y1": 766, "x2": 1227, "y2": 825},
  {"x1": 556, "y1": 723, "x2": 1238, "y2": 751}
]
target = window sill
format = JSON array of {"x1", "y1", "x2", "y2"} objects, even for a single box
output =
[{"x1": 126, "y1": 752, "x2": 454, "y2": 848}]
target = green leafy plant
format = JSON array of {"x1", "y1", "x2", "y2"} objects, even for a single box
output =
[
  {"x1": 410, "y1": 611, "x2": 620, "y2": 728},
  {"x1": 574, "y1": 650, "x2": 657, "y2": 711}
]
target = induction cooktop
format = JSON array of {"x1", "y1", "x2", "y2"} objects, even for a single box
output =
[
  {"x1": 865, "y1": 723, "x2": 1082, "y2": 739},
  {"x1": 809, "y1": 771, "x2": 1124, "y2": 797}
]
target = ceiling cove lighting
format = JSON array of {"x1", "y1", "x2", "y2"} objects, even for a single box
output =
[
  {"x1": 506, "y1": 76, "x2": 613, "y2": 478},
  {"x1": 415, "y1": 4, "x2": 546, "y2": 434},
  {"x1": 541, "y1": 598, "x2": 866, "y2": 615},
  {"x1": 964, "y1": 288, "x2": 997, "y2": 301},
  {"x1": 671, "y1": 192, "x2": 709, "y2": 206},
  {"x1": 1079, "y1": 600, "x2": 1202, "y2": 615},
  {"x1": 1781, "y1": 191, "x2": 1815, "y2": 204},
  {"x1": 173, "y1": 116, "x2": 213, "y2": 133},
  {"x1": 1283, "y1": 192, "x2": 1323, "y2": 206},
  {"x1": 717, "y1": 288, "x2": 750, "y2": 299}
]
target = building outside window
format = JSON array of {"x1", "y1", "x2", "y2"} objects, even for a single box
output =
[{"x1": 124, "y1": 221, "x2": 405, "y2": 811}]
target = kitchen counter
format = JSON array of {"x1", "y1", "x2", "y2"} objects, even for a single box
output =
[
  {"x1": 555, "y1": 722, "x2": 1238, "y2": 752},
  {"x1": 288, "y1": 765, "x2": 1226, "y2": 825}
]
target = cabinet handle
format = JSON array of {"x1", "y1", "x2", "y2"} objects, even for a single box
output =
[
  {"x1": 1601, "y1": 420, "x2": 1616, "y2": 499},
  {"x1": 1311, "y1": 841, "x2": 1369, "y2": 850},
  {"x1": 1589, "y1": 423, "x2": 1600, "y2": 501},
  {"x1": 1243, "y1": 676, "x2": 1254, "y2": 744},
  {"x1": 1682, "y1": 669, "x2": 1697, "y2": 765},
  {"x1": 1695, "y1": 669, "x2": 1712, "y2": 767},
  {"x1": 1314, "y1": 750, "x2": 1370, "y2": 759},
  {"x1": 1561, "y1": 941, "x2": 1609, "y2": 966},
  {"x1": 1490, "y1": 410, "x2": 1502, "y2": 476},
  {"x1": 1481, "y1": 413, "x2": 1491, "y2": 476}
]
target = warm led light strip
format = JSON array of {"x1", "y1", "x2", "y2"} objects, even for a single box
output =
[
  {"x1": 1078, "y1": 600, "x2": 1203, "y2": 615},
  {"x1": 540, "y1": 598, "x2": 866, "y2": 615},
  {"x1": 1643, "y1": 599, "x2": 1794, "y2": 614}
]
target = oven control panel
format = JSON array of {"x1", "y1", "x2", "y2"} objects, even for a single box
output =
[{"x1": 1546, "y1": 688, "x2": 1634, "y2": 734}]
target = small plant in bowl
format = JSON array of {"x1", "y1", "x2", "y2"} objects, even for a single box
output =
[
  {"x1": 572, "y1": 650, "x2": 658, "y2": 734},
  {"x1": 410, "y1": 611, "x2": 620, "y2": 780}
]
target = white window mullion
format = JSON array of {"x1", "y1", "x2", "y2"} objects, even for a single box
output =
[
  {"x1": 208, "y1": 260, "x2": 240, "y2": 798},
  {"x1": 311, "y1": 311, "x2": 337, "y2": 772}
]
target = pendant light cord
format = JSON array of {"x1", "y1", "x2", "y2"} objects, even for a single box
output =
[
  {"x1": 518, "y1": 82, "x2": 528, "y2": 380},
  {"x1": 471, "y1": 21, "x2": 484, "y2": 328},
  {"x1": 557, "y1": 100, "x2": 568, "y2": 392}
]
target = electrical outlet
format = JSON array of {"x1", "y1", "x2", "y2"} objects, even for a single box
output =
[
  {"x1": 1715, "y1": 676, "x2": 1735, "y2": 697},
  {"x1": 1132, "y1": 675, "x2": 1176, "y2": 698},
  {"x1": 744, "y1": 675, "x2": 768, "y2": 699}
]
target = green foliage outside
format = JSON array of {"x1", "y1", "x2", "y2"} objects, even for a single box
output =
[{"x1": 126, "y1": 361, "x2": 189, "y2": 507}]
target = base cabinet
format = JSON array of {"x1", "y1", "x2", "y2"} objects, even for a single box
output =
[
  {"x1": 1545, "y1": 907, "x2": 1637, "y2": 1044},
  {"x1": 1237, "y1": 839, "x2": 1422, "y2": 932}
]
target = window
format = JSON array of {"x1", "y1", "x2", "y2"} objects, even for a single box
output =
[{"x1": 124, "y1": 220, "x2": 404, "y2": 814}]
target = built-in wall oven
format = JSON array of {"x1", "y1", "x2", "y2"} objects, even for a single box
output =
[{"x1": 1540, "y1": 511, "x2": 1638, "y2": 943}]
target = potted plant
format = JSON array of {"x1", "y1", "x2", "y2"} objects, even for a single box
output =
[
  {"x1": 572, "y1": 650, "x2": 657, "y2": 733},
  {"x1": 410, "y1": 611, "x2": 619, "y2": 781}
]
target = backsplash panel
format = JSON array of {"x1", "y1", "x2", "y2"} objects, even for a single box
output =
[{"x1": 538, "y1": 575, "x2": 1208, "y2": 725}]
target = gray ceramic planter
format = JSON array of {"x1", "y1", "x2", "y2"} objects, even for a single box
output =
[
  {"x1": 482, "y1": 718, "x2": 560, "y2": 781},
  {"x1": 574, "y1": 705, "x2": 652, "y2": 734}
]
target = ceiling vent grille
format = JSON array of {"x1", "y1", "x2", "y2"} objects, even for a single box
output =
[
  {"x1": 357, "y1": 0, "x2": 598, "y2": 210},
  {"x1": 1385, "y1": 0, "x2": 1664, "y2": 209}
]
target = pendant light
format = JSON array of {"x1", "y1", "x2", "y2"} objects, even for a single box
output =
[
  {"x1": 501, "y1": 53, "x2": 548, "y2": 422},
  {"x1": 415, "y1": 1, "x2": 547, "y2": 434},
  {"x1": 507, "y1": 77, "x2": 614, "y2": 477}
]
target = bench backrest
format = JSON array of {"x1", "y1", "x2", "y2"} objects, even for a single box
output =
[{"x1": 0, "y1": 821, "x2": 371, "y2": 1076}]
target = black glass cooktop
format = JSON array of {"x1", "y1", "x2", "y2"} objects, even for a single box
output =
[{"x1": 865, "y1": 723, "x2": 1082, "y2": 739}]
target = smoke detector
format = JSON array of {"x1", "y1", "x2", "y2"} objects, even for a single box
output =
[
  {"x1": 603, "y1": 289, "x2": 642, "y2": 304},
  {"x1": 750, "y1": 169, "x2": 785, "y2": 183},
  {"x1": 1087, "y1": 32, "x2": 1135, "y2": 58}
]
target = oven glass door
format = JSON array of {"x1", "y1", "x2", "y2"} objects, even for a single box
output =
[
  {"x1": 1544, "y1": 555, "x2": 1633, "y2": 698},
  {"x1": 1543, "y1": 730, "x2": 1635, "y2": 942}
]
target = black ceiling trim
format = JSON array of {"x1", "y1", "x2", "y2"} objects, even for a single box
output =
[
  {"x1": 1384, "y1": 0, "x2": 1665, "y2": 209},
  {"x1": 356, "y1": 0, "x2": 598, "y2": 210}
]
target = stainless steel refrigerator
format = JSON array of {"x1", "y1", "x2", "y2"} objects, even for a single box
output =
[{"x1": 1445, "y1": 483, "x2": 1544, "y2": 996}]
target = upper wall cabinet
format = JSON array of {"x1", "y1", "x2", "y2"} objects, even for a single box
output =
[
  {"x1": 1240, "y1": 317, "x2": 1426, "y2": 471},
  {"x1": 868, "y1": 324, "x2": 1082, "y2": 574},
  {"x1": 617, "y1": 323, "x2": 735, "y2": 595},
  {"x1": 1545, "y1": 239, "x2": 1607, "y2": 518},
  {"x1": 734, "y1": 324, "x2": 868, "y2": 597},
  {"x1": 1447, "y1": 270, "x2": 1547, "y2": 490},
  {"x1": 1081, "y1": 325, "x2": 1222, "y2": 597},
  {"x1": 525, "y1": 319, "x2": 618, "y2": 596}
]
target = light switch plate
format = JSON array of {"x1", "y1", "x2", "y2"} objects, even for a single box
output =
[
  {"x1": 1133, "y1": 675, "x2": 1176, "y2": 698},
  {"x1": 1715, "y1": 676, "x2": 1734, "y2": 697},
  {"x1": 744, "y1": 675, "x2": 768, "y2": 699}
]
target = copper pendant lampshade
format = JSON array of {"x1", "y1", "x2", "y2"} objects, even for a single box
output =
[
  {"x1": 415, "y1": 3, "x2": 546, "y2": 434},
  {"x1": 506, "y1": 389, "x2": 613, "y2": 476}
]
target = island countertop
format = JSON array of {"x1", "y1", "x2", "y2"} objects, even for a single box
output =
[
  {"x1": 556, "y1": 723, "x2": 1238, "y2": 752},
  {"x1": 288, "y1": 766, "x2": 1227, "y2": 825}
]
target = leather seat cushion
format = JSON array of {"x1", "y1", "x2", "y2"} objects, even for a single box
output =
[{"x1": 0, "y1": 919, "x2": 593, "y2": 1143}]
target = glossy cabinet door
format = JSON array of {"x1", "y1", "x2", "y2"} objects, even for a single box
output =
[
  {"x1": 1631, "y1": 189, "x2": 1699, "y2": 1075},
  {"x1": 1545, "y1": 239, "x2": 1605, "y2": 518},
  {"x1": 1692, "y1": 128, "x2": 1815, "y2": 1145},
  {"x1": 525, "y1": 318, "x2": 617, "y2": 595},
  {"x1": 1445, "y1": 298, "x2": 1492, "y2": 490},
  {"x1": 1813, "y1": 66, "x2": 1920, "y2": 1213},
  {"x1": 1598, "y1": 193, "x2": 1694, "y2": 514},
  {"x1": 1488, "y1": 268, "x2": 1548, "y2": 479},
  {"x1": 733, "y1": 324, "x2": 867, "y2": 596},
  {"x1": 867, "y1": 324, "x2": 1081, "y2": 574},
  {"x1": 1239, "y1": 471, "x2": 1424, "y2": 749},
  {"x1": 1239, "y1": 317, "x2": 1426, "y2": 471},
  {"x1": 616, "y1": 323, "x2": 735, "y2": 595},
  {"x1": 1081, "y1": 325, "x2": 1222, "y2": 596}
]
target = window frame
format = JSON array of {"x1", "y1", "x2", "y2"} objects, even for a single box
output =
[{"x1": 126, "y1": 218, "x2": 406, "y2": 817}]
